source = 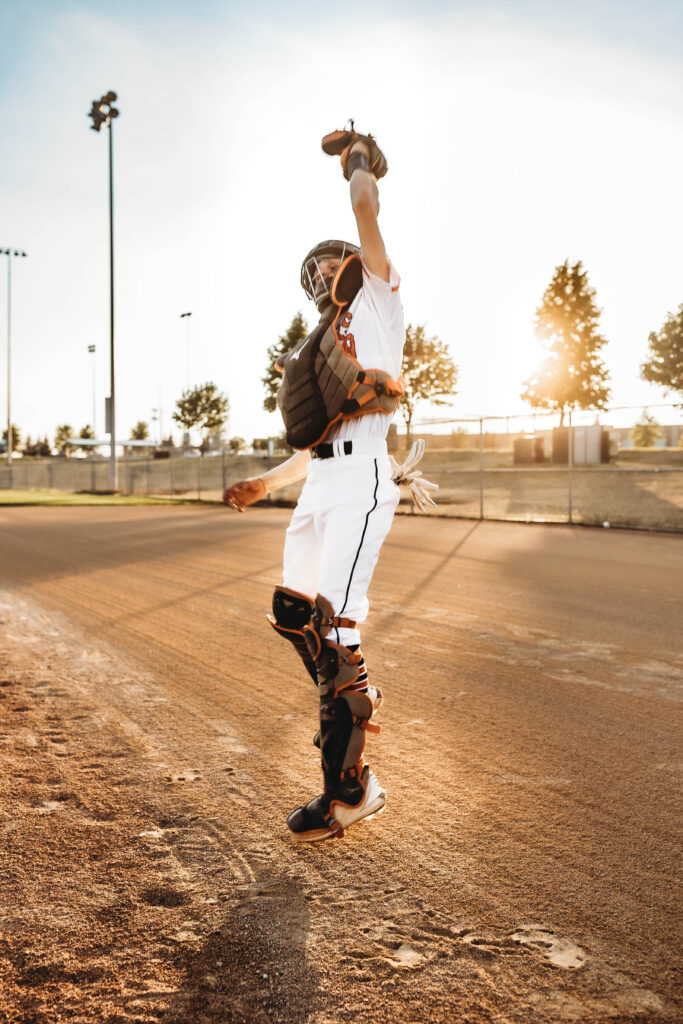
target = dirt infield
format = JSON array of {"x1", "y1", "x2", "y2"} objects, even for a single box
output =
[{"x1": 0, "y1": 506, "x2": 681, "y2": 1023}]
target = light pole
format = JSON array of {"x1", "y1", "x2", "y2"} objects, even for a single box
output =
[
  {"x1": 88, "y1": 344, "x2": 96, "y2": 436},
  {"x1": 0, "y1": 247, "x2": 28, "y2": 466},
  {"x1": 180, "y1": 311, "x2": 192, "y2": 390},
  {"x1": 88, "y1": 90, "x2": 119, "y2": 490}
]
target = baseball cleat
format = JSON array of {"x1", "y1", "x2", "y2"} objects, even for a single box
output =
[{"x1": 287, "y1": 766, "x2": 386, "y2": 843}]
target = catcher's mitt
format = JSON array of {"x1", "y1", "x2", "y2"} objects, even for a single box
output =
[{"x1": 322, "y1": 125, "x2": 388, "y2": 181}]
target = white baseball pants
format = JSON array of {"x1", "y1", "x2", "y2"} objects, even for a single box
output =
[{"x1": 282, "y1": 444, "x2": 399, "y2": 647}]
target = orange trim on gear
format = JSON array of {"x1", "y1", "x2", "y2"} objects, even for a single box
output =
[{"x1": 303, "y1": 625, "x2": 322, "y2": 660}]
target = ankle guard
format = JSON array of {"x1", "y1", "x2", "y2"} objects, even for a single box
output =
[
  {"x1": 304, "y1": 595, "x2": 381, "y2": 795},
  {"x1": 267, "y1": 587, "x2": 317, "y2": 683}
]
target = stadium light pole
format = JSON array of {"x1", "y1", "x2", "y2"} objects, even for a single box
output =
[
  {"x1": 180, "y1": 311, "x2": 192, "y2": 390},
  {"x1": 88, "y1": 90, "x2": 119, "y2": 490},
  {"x1": 88, "y1": 344, "x2": 96, "y2": 436},
  {"x1": 0, "y1": 247, "x2": 28, "y2": 466}
]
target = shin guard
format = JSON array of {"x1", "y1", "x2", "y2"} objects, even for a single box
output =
[{"x1": 304, "y1": 595, "x2": 381, "y2": 796}]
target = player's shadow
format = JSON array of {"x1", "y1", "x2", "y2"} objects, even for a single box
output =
[
  {"x1": 378, "y1": 520, "x2": 481, "y2": 633},
  {"x1": 162, "y1": 875, "x2": 321, "y2": 1023}
]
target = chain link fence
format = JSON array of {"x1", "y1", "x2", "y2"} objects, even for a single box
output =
[
  {"x1": 1, "y1": 404, "x2": 681, "y2": 531},
  {"x1": 402, "y1": 404, "x2": 683, "y2": 531},
  {"x1": 0, "y1": 452, "x2": 277, "y2": 503}
]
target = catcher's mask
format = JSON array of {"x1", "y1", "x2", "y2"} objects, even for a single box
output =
[{"x1": 301, "y1": 239, "x2": 360, "y2": 313}]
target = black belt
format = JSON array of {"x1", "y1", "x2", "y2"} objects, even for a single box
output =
[{"x1": 312, "y1": 440, "x2": 353, "y2": 459}]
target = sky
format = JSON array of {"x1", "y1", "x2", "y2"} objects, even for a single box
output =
[{"x1": 1, "y1": 0, "x2": 683, "y2": 447}]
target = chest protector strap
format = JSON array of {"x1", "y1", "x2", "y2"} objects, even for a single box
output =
[{"x1": 276, "y1": 255, "x2": 403, "y2": 450}]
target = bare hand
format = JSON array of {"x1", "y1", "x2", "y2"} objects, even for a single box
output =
[{"x1": 223, "y1": 477, "x2": 267, "y2": 512}]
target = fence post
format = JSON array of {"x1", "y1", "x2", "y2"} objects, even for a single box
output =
[
  {"x1": 197, "y1": 454, "x2": 201, "y2": 501},
  {"x1": 221, "y1": 449, "x2": 226, "y2": 494},
  {"x1": 146, "y1": 458, "x2": 150, "y2": 496},
  {"x1": 266, "y1": 439, "x2": 273, "y2": 504},
  {"x1": 479, "y1": 418, "x2": 484, "y2": 520},
  {"x1": 568, "y1": 410, "x2": 573, "y2": 524},
  {"x1": 170, "y1": 451, "x2": 174, "y2": 497}
]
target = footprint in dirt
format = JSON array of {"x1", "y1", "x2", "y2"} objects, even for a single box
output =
[
  {"x1": 140, "y1": 886, "x2": 190, "y2": 908},
  {"x1": 510, "y1": 924, "x2": 586, "y2": 969}
]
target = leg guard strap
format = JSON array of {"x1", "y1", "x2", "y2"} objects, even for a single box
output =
[
  {"x1": 353, "y1": 716, "x2": 381, "y2": 735},
  {"x1": 308, "y1": 594, "x2": 357, "y2": 639}
]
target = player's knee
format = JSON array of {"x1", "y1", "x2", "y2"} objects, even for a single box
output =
[{"x1": 271, "y1": 586, "x2": 314, "y2": 631}]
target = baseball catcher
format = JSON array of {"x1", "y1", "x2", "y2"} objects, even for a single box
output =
[{"x1": 225, "y1": 126, "x2": 436, "y2": 842}]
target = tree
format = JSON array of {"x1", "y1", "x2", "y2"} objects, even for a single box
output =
[
  {"x1": 262, "y1": 312, "x2": 308, "y2": 412},
  {"x1": 640, "y1": 303, "x2": 683, "y2": 406},
  {"x1": 122, "y1": 422, "x2": 149, "y2": 456},
  {"x1": 130, "y1": 421, "x2": 149, "y2": 441},
  {"x1": 78, "y1": 425, "x2": 95, "y2": 454},
  {"x1": 630, "y1": 411, "x2": 662, "y2": 448},
  {"x1": 229, "y1": 436, "x2": 246, "y2": 453},
  {"x1": 54, "y1": 424, "x2": 74, "y2": 456},
  {"x1": 521, "y1": 260, "x2": 611, "y2": 425},
  {"x1": 23, "y1": 436, "x2": 52, "y2": 457},
  {"x1": 173, "y1": 382, "x2": 229, "y2": 450},
  {"x1": 400, "y1": 324, "x2": 458, "y2": 444},
  {"x1": 1, "y1": 425, "x2": 20, "y2": 453}
]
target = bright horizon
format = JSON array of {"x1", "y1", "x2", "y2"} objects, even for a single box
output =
[{"x1": 2, "y1": 0, "x2": 683, "y2": 448}]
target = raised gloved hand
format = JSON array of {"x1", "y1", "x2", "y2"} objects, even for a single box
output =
[
  {"x1": 223, "y1": 477, "x2": 266, "y2": 512},
  {"x1": 389, "y1": 439, "x2": 439, "y2": 514},
  {"x1": 322, "y1": 125, "x2": 388, "y2": 181}
]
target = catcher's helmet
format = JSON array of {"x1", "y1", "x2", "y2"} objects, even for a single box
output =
[{"x1": 301, "y1": 239, "x2": 360, "y2": 313}]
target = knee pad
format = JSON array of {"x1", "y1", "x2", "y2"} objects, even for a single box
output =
[{"x1": 268, "y1": 586, "x2": 317, "y2": 683}]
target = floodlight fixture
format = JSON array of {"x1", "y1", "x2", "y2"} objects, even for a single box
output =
[{"x1": 88, "y1": 91, "x2": 118, "y2": 133}]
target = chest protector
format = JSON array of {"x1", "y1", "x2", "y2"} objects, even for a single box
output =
[{"x1": 276, "y1": 254, "x2": 404, "y2": 450}]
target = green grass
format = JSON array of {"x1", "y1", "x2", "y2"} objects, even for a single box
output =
[{"x1": 0, "y1": 489, "x2": 197, "y2": 507}]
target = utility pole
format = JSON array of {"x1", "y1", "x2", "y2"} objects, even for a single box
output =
[
  {"x1": 0, "y1": 247, "x2": 28, "y2": 466},
  {"x1": 88, "y1": 90, "x2": 119, "y2": 490}
]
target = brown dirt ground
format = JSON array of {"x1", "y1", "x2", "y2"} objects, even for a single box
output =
[{"x1": 0, "y1": 506, "x2": 681, "y2": 1024}]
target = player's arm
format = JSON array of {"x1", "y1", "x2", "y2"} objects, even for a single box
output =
[
  {"x1": 348, "y1": 140, "x2": 390, "y2": 283},
  {"x1": 224, "y1": 449, "x2": 311, "y2": 511}
]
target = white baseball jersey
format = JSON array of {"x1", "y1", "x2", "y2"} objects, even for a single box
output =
[{"x1": 327, "y1": 259, "x2": 404, "y2": 442}]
